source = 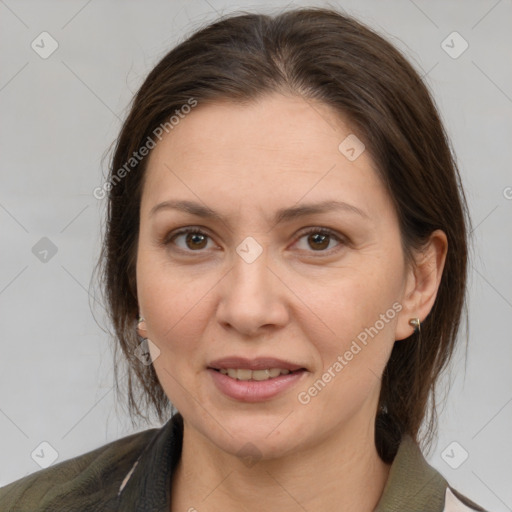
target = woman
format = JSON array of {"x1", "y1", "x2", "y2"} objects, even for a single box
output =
[{"x1": 0, "y1": 7, "x2": 488, "y2": 512}]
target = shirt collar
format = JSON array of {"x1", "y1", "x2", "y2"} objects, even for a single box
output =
[{"x1": 117, "y1": 413, "x2": 449, "y2": 512}]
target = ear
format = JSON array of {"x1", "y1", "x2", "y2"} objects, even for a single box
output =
[
  {"x1": 395, "y1": 229, "x2": 448, "y2": 340},
  {"x1": 136, "y1": 316, "x2": 148, "y2": 338}
]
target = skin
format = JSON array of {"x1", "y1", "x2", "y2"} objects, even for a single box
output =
[{"x1": 135, "y1": 92, "x2": 447, "y2": 512}]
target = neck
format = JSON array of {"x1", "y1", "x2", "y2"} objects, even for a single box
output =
[{"x1": 171, "y1": 411, "x2": 391, "y2": 512}]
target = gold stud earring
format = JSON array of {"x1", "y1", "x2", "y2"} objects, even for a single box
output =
[{"x1": 409, "y1": 317, "x2": 421, "y2": 333}]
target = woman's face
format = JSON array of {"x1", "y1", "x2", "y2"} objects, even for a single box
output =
[{"x1": 136, "y1": 93, "x2": 415, "y2": 459}]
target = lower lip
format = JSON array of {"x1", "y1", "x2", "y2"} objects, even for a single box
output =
[{"x1": 207, "y1": 368, "x2": 307, "y2": 402}]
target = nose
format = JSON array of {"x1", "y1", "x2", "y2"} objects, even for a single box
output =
[{"x1": 215, "y1": 248, "x2": 289, "y2": 337}]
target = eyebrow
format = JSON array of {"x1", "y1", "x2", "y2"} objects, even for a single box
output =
[{"x1": 149, "y1": 199, "x2": 369, "y2": 226}]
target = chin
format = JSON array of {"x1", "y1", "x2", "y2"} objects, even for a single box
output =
[
  {"x1": 220, "y1": 433, "x2": 302, "y2": 463},
  {"x1": 191, "y1": 409, "x2": 307, "y2": 460}
]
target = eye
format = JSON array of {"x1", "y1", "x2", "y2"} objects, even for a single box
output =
[
  {"x1": 294, "y1": 227, "x2": 345, "y2": 253},
  {"x1": 166, "y1": 228, "x2": 215, "y2": 252},
  {"x1": 164, "y1": 226, "x2": 346, "y2": 255}
]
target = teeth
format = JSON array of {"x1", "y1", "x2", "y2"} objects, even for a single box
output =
[{"x1": 219, "y1": 368, "x2": 292, "y2": 381}]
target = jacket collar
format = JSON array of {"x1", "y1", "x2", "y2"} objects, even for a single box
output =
[
  {"x1": 117, "y1": 412, "x2": 183, "y2": 512},
  {"x1": 117, "y1": 413, "x2": 450, "y2": 512},
  {"x1": 375, "y1": 434, "x2": 448, "y2": 511}
]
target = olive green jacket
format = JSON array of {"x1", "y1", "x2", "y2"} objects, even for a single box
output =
[{"x1": 0, "y1": 412, "x2": 487, "y2": 511}]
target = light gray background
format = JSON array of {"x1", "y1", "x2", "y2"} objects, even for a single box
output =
[{"x1": 1, "y1": 0, "x2": 511, "y2": 510}]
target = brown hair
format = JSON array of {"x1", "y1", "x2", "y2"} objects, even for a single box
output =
[{"x1": 95, "y1": 6, "x2": 470, "y2": 462}]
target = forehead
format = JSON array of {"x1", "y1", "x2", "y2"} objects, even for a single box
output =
[
  {"x1": 148, "y1": 93, "x2": 361, "y2": 169},
  {"x1": 141, "y1": 93, "x2": 388, "y2": 220}
]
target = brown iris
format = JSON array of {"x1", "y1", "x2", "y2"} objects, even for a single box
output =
[
  {"x1": 186, "y1": 232, "x2": 208, "y2": 250},
  {"x1": 308, "y1": 232, "x2": 330, "y2": 250}
]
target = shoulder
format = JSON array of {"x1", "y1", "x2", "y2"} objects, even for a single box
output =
[{"x1": 0, "y1": 426, "x2": 159, "y2": 512}]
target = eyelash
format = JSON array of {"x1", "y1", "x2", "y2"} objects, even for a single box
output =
[{"x1": 163, "y1": 226, "x2": 347, "y2": 256}]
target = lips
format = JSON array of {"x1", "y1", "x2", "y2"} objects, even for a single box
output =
[
  {"x1": 208, "y1": 366, "x2": 307, "y2": 402},
  {"x1": 207, "y1": 356, "x2": 306, "y2": 372}
]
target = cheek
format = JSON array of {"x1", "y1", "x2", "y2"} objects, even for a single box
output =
[
  {"x1": 136, "y1": 259, "x2": 215, "y2": 409},
  {"x1": 299, "y1": 256, "x2": 404, "y2": 389},
  {"x1": 295, "y1": 275, "x2": 401, "y2": 420},
  {"x1": 308, "y1": 265, "x2": 402, "y2": 342},
  {"x1": 136, "y1": 250, "x2": 214, "y2": 357}
]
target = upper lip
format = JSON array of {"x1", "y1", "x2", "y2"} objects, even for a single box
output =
[{"x1": 208, "y1": 357, "x2": 307, "y2": 372}]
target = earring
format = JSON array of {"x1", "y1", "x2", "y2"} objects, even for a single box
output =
[{"x1": 409, "y1": 317, "x2": 421, "y2": 333}]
